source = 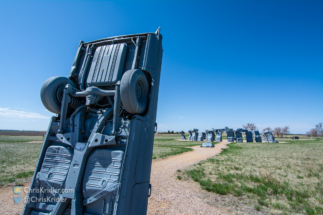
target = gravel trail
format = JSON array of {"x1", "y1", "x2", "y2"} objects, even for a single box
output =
[{"x1": 148, "y1": 141, "x2": 230, "y2": 215}]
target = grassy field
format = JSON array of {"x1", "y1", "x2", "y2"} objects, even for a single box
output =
[
  {"x1": 0, "y1": 135, "x2": 43, "y2": 142},
  {"x1": 180, "y1": 138, "x2": 323, "y2": 215},
  {"x1": 0, "y1": 134, "x2": 200, "y2": 186},
  {"x1": 0, "y1": 136, "x2": 44, "y2": 185},
  {"x1": 152, "y1": 134, "x2": 201, "y2": 159},
  {"x1": 0, "y1": 142, "x2": 43, "y2": 185}
]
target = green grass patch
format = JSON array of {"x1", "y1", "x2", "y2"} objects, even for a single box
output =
[
  {"x1": 183, "y1": 138, "x2": 323, "y2": 214},
  {"x1": 154, "y1": 140, "x2": 201, "y2": 147},
  {"x1": 255, "y1": 205, "x2": 262, "y2": 211},
  {"x1": 16, "y1": 171, "x2": 34, "y2": 178},
  {"x1": 0, "y1": 135, "x2": 43, "y2": 143},
  {"x1": 152, "y1": 135, "x2": 204, "y2": 159},
  {"x1": 152, "y1": 146, "x2": 192, "y2": 159},
  {"x1": 0, "y1": 142, "x2": 42, "y2": 186}
]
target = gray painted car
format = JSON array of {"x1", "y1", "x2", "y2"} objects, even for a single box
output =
[
  {"x1": 215, "y1": 129, "x2": 224, "y2": 142},
  {"x1": 205, "y1": 129, "x2": 215, "y2": 142},
  {"x1": 263, "y1": 130, "x2": 279, "y2": 143},
  {"x1": 235, "y1": 128, "x2": 246, "y2": 142},
  {"x1": 23, "y1": 28, "x2": 163, "y2": 215},
  {"x1": 201, "y1": 142, "x2": 215, "y2": 147},
  {"x1": 254, "y1": 130, "x2": 262, "y2": 142},
  {"x1": 225, "y1": 127, "x2": 235, "y2": 142},
  {"x1": 191, "y1": 129, "x2": 199, "y2": 141}
]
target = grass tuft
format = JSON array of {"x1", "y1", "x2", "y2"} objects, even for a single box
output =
[{"x1": 255, "y1": 205, "x2": 262, "y2": 211}]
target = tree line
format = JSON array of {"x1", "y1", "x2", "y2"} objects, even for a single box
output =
[
  {"x1": 305, "y1": 123, "x2": 323, "y2": 137},
  {"x1": 243, "y1": 123, "x2": 290, "y2": 138}
]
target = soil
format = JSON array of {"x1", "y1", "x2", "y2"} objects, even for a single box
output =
[
  {"x1": 25, "y1": 141, "x2": 43, "y2": 143},
  {"x1": 147, "y1": 141, "x2": 231, "y2": 214},
  {"x1": 0, "y1": 183, "x2": 30, "y2": 215}
]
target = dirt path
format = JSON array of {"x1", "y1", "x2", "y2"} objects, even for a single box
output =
[
  {"x1": 25, "y1": 141, "x2": 43, "y2": 143},
  {"x1": 148, "y1": 141, "x2": 230, "y2": 214},
  {"x1": 0, "y1": 183, "x2": 30, "y2": 215}
]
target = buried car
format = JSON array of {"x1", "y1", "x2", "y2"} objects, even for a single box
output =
[
  {"x1": 23, "y1": 29, "x2": 163, "y2": 215},
  {"x1": 201, "y1": 142, "x2": 215, "y2": 147}
]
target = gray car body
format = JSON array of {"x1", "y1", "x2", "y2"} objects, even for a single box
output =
[
  {"x1": 254, "y1": 130, "x2": 262, "y2": 142},
  {"x1": 23, "y1": 29, "x2": 163, "y2": 215},
  {"x1": 246, "y1": 130, "x2": 253, "y2": 142},
  {"x1": 215, "y1": 129, "x2": 224, "y2": 142},
  {"x1": 225, "y1": 127, "x2": 235, "y2": 142},
  {"x1": 235, "y1": 128, "x2": 246, "y2": 142},
  {"x1": 205, "y1": 130, "x2": 215, "y2": 142},
  {"x1": 263, "y1": 130, "x2": 278, "y2": 143},
  {"x1": 235, "y1": 128, "x2": 254, "y2": 143},
  {"x1": 188, "y1": 130, "x2": 192, "y2": 141},
  {"x1": 181, "y1": 132, "x2": 186, "y2": 140},
  {"x1": 191, "y1": 129, "x2": 199, "y2": 141},
  {"x1": 197, "y1": 132, "x2": 205, "y2": 141},
  {"x1": 200, "y1": 142, "x2": 214, "y2": 147}
]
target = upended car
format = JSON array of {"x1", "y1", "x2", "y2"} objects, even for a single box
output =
[
  {"x1": 200, "y1": 142, "x2": 215, "y2": 147},
  {"x1": 23, "y1": 29, "x2": 163, "y2": 215}
]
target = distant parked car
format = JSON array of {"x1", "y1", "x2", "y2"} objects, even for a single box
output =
[
  {"x1": 292, "y1": 136, "x2": 300, "y2": 139},
  {"x1": 201, "y1": 142, "x2": 215, "y2": 147}
]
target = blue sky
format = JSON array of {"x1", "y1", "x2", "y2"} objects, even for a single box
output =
[{"x1": 0, "y1": 0, "x2": 322, "y2": 134}]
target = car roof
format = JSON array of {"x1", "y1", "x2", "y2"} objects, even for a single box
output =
[{"x1": 83, "y1": 32, "x2": 162, "y2": 45}]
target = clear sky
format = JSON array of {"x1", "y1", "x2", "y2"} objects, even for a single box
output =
[{"x1": 0, "y1": 0, "x2": 322, "y2": 134}]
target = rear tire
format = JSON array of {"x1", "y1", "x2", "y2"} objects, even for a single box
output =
[
  {"x1": 120, "y1": 69, "x2": 149, "y2": 114},
  {"x1": 40, "y1": 76, "x2": 76, "y2": 114}
]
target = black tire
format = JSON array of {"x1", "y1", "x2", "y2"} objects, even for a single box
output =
[
  {"x1": 40, "y1": 76, "x2": 75, "y2": 114},
  {"x1": 120, "y1": 69, "x2": 149, "y2": 114}
]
